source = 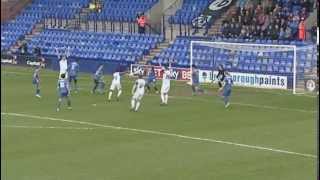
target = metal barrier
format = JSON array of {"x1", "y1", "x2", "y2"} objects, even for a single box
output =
[{"x1": 44, "y1": 14, "x2": 161, "y2": 35}]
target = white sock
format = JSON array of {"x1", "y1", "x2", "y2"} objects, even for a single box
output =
[
  {"x1": 135, "y1": 101, "x2": 140, "y2": 111},
  {"x1": 131, "y1": 99, "x2": 135, "y2": 109},
  {"x1": 108, "y1": 91, "x2": 113, "y2": 100},
  {"x1": 161, "y1": 93, "x2": 165, "y2": 103},
  {"x1": 164, "y1": 94, "x2": 168, "y2": 104},
  {"x1": 117, "y1": 90, "x2": 122, "y2": 98}
]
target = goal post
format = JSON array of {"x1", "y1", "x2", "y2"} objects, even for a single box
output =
[{"x1": 190, "y1": 40, "x2": 318, "y2": 94}]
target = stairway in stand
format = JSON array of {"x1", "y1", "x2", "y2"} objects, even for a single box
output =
[
  {"x1": 207, "y1": 5, "x2": 237, "y2": 36},
  {"x1": 10, "y1": 21, "x2": 45, "y2": 52},
  {"x1": 139, "y1": 40, "x2": 170, "y2": 65}
]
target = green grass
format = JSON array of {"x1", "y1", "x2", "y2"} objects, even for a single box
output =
[{"x1": 1, "y1": 65, "x2": 318, "y2": 180}]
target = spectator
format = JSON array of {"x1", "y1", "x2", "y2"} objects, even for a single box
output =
[
  {"x1": 234, "y1": 23, "x2": 242, "y2": 36},
  {"x1": 272, "y1": 4, "x2": 281, "y2": 16},
  {"x1": 284, "y1": 27, "x2": 292, "y2": 40},
  {"x1": 298, "y1": 17, "x2": 306, "y2": 40},
  {"x1": 262, "y1": 0, "x2": 274, "y2": 12},
  {"x1": 136, "y1": 12, "x2": 147, "y2": 34},
  {"x1": 261, "y1": 12, "x2": 271, "y2": 31},
  {"x1": 279, "y1": 27, "x2": 286, "y2": 39},
  {"x1": 255, "y1": 4, "x2": 263, "y2": 15},
  {"x1": 229, "y1": 23, "x2": 236, "y2": 37},
  {"x1": 300, "y1": 7, "x2": 308, "y2": 19},
  {"x1": 219, "y1": 0, "x2": 311, "y2": 40},
  {"x1": 236, "y1": 0, "x2": 247, "y2": 8},
  {"x1": 252, "y1": 17, "x2": 258, "y2": 26},
  {"x1": 245, "y1": 26, "x2": 253, "y2": 38},
  {"x1": 272, "y1": 25, "x2": 280, "y2": 39},
  {"x1": 265, "y1": 25, "x2": 273, "y2": 39},
  {"x1": 256, "y1": 25, "x2": 263, "y2": 37},
  {"x1": 280, "y1": 18, "x2": 287, "y2": 29},
  {"x1": 257, "y1": 11, "x2": 266, "y2": 25},
  {"x1": 221, "y1": 23, "x2": 230, "y2": 37},
  {"x1": 309, "y1": 23, "x2": 317, "y2": 43},
  {"x1": 300, "y1": 0, "x2": 311, "y2": 11},
  {"x1": 239, "y1": 26, "x2": 247, "y2": 38}
]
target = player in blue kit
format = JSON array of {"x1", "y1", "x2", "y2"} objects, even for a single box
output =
[
  {"x1": 221, "y1": 71, "x2": 233, "y2": 108},
  {"x1": 191, "y1": 65, "x2": 204, "y2": 95},
  {"x1": 56, "y1": 73, "x2": 72, "y2": 112},
  {"x1": 32, "y1": 66, "x2": 41, "y2": 98},
  {"x1": 145, "y1": 66, "x2": 159, "y2": 94},
  {"x1": 68, "y1": 60, "x2": 80, "y2": 93},
  {"x1": 92, "y1": 64, "x2": 104, "y2": 94}
]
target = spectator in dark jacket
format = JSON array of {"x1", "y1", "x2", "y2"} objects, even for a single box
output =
[
  {"x1": 234, "y1": 23, "x2": 242, "y2": 36},
  {"x1": 221, "y1": 23, "x2": 230, "y2": 37},
  {"x1": 284, "y1": 27, "x2": 292, "y2": 40},
  {"x1": 309, "y1": 23, "x2": 317, "y2": 43},
  {"x1": 279, "y1": 27, "x2": 286, "y2": 39},
  {"x1": 229, "y1": 23, "x2": 236, "y2": 37}
]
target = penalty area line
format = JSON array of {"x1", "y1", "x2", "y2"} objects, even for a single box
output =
[{"x1": 1, "y1": 112, "x2": 317, "y2": 159}]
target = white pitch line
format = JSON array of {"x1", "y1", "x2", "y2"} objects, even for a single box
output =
[
  {"x1": 1, "y1": 112, "x2": 317, "y2": 159},
  {"x1": 1, "y1": 125, "x2": 95, "y2": 130}
]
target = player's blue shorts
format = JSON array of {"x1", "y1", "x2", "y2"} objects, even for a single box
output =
[
  {"x1": 147, "y1": 78, "x2": 156, "y2": 84},
  {"x1": 223, "y1": 88, "x2": 231, "y2": 97},
  {"x1": 69, "y1": 75, "x2": 77, "y2": 81},
  {"x1": 60, "y1": 91, "x2": 69, "y2": 98},
  {"x1": 192, "y1": 81, "x2": 199, "y2": 86}
]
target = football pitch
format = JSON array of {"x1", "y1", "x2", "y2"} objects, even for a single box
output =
[{"x1": 1, "y1": 65, "x2": 318, "y2": 180}]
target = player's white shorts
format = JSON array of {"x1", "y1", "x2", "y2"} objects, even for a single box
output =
[
  {"x1": 110, "y1": 82, "x2": 121, "y2": 91},
  {"x1": 161, "y1": 84, "x2": 170, "y2": 94},
  {"x1": 132, "y1": 92, "x2": 144, "y2": 101}
]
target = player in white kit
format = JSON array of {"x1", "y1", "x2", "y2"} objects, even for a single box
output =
[
  {"x1": 131, "y1": 74, "x2": 146, "y2": 112},
  {"x1": 160, "y1": 60, "x2": 173, "y2": 105},
  {"x1": 107, "y1": 68, "x2": 127, "y2": 102},
  {"x1": 56, "y1": 47, "x2": 70, "y2": 78}
]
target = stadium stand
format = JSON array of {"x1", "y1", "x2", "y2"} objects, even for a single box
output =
[
  {"x1": 169, "y1": 0, "x2": 213, "y2": 24},
  {"x1": 1, "y1": 0, "x2": 90, "y2": 51},
  {"x1": 220, "y1": 0, "x2": 316, "y2": 40},
  {"x1": 151, "y1": 36, "x2": 317, "y2": 75},
  {"x1": 27, "y1": 29, "x2": 164, "y2": 63},
  {"x1": 1, "y1": 0, "x2": 317, "y2": 72},
  {"x1": 87, "y1": 0, "x2": 159, "y2": 22}
]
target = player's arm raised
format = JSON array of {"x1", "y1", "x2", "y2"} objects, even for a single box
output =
[
  {"x1": 66, "y1": 46, "x2": 71, "y2": 58},
  {"x1": 55, "y1": 48, "x2": 61, "y2": 59}
]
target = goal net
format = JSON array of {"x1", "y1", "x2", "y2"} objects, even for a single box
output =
[{"x1": 190, "y1": 41, "x2": 318, "y2": 94}]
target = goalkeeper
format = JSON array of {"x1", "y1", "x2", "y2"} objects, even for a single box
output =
[{"x1": 216, "y1": 64, "x2": 226, "y2": 91}]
